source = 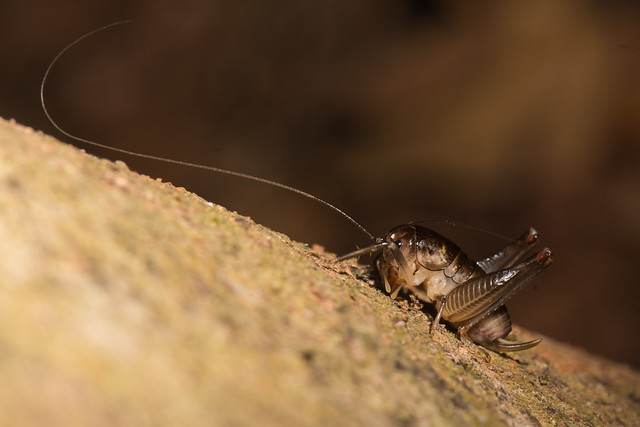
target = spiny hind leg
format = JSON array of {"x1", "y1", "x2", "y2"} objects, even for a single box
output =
[
  {"x1": 477, "y1": 227, "x2": 540, "y2": 273},
  {"x1": 444, "y1": 248, "x2": 553, "y2": 330}
]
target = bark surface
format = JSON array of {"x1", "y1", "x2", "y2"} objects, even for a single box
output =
[{"x1": 0, "y1": 117, "x2": 638, "y2": 426}]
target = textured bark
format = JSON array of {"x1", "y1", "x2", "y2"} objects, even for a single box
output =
[{"x1": 0, "y1": 116, "x2": 638, "y2": 426}]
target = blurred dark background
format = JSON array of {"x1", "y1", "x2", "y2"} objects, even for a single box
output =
[{"x1": 2, "y1": 1, "x2": 639, "y2": 368}]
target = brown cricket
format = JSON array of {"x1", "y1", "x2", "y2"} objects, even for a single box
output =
[
  {"x1": 335, "y1": 225, "x2": 552, "y2": 352},
  {"x1": 42, "y1": 22, "x2": 553, "y2": 354}
]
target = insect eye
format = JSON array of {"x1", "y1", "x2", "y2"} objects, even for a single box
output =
[{"x1": 393, "y1": 240, "x2": 402, "y2": 247}]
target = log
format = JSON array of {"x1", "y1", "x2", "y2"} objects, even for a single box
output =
[{"x1": 0, "y1": 116, "x2": 638, "y2": 426}]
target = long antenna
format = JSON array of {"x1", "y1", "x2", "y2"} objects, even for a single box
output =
[
  {"x1": 411, "y1": 219, "x2": 513, "y2": 242},
  {"x1": 41, "y1": 21, "x2": 375, "y2": 242}
]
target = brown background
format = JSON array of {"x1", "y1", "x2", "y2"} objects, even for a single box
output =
[{"x1": 2, "y1": 1, "x2": 639, "y2": 368}]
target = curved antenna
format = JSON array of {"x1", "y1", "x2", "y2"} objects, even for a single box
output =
[
  {"x1": 41, "y1": 21, "x2": 375, "y2": 242},
  {"x1": 410, "y1": 219, "x2": 513, "y2": 242}
]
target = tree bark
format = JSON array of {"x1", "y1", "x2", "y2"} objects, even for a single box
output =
[{"x1": 0, "y1": 116, "x2": 638, "y2": 426}]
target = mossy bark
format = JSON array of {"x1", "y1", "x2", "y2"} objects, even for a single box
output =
[{"x1": 0, "y1": 116, "x2": 638, "y2": 426}]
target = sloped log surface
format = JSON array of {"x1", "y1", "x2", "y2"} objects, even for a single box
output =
[{"x1": 0, "y1": 116, "x2": 638, "y2": 426}]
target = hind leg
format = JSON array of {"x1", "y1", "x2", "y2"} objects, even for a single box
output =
[
  {"x1": 477, "y1": 227, "x2": 540, "y2": 273},
  {"x1": 443, "y1": 248, "x2": 552, "y2": 351}
]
